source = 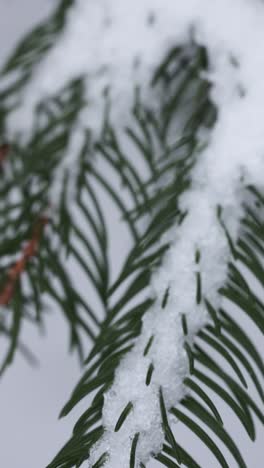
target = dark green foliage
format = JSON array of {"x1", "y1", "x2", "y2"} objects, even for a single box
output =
[
  {"x1": 115, "y1": 402, "x2": 134, "y2": 432},
  {"x1": 161, "y1": 287, "x2": 170, "y2": 308},
  {"x1": 196, "y1": 272, "x2": 202, "y2": 305},
  {"x1": 143, "y1": 335, "x2": 154, "y2": 356},
  {"x1": 159, "y1": 387, "x2": 182, "y2": 464},
  {"x1": 146, "y1": 362, "x2": 154, "y2": 386},
  {"x1": 0, "y1": 0, "x2": 75, "y2": 139},
  {"x1": 1, "y1": 0, "x2": 74, "y2": 77},
  {"x1": 184, "y1": 377, "x2": 223, "y2": 425},
  {"x1": 0, "y1": 76, "x2": 89, "y2": 368},
  {"x1": 42, "y1": 43, "x2": 221, "y2": 468},
  {"x1": 184, "y1": 342, "x2": 194, "y2": 375},
  {"x1": 0, "y1": 14, "x2": 263, "y2": 468},
  {"x1": 181, "y1": 313, "x2": 188, "y2": 336},
  {"x1": 130, "y1": 432, "x2": 140, "y2": 468},
  {"x1": 92, "y1": 452, "x2": 109, "y2": 468}
]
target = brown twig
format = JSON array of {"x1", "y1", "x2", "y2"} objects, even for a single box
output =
[
  {"x1": 0, "y1": 144, "x2": 10, "y2": 167},
  {"x1": 0, "y1": 216, "x2": 49, "y2": 305}
]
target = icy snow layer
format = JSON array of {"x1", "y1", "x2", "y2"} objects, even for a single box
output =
[{"x1": 4, "y1": 0, "x2": 264, "y2": 466}]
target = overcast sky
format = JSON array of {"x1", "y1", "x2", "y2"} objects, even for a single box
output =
[{"x1": 0, "y1": 2, "x2": 263, "y2": 468}]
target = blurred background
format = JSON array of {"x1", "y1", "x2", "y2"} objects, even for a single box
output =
[
  {"x1": 0, "y1": 1, "x2": 263, "y2": 467},
  {"x1": 0, "y1": 2, "x2": 85, "y2": 467}
]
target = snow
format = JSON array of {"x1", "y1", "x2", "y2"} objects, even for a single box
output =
[{"x1": 2, "y1": 0, "x2": 264, "y2": 467}]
